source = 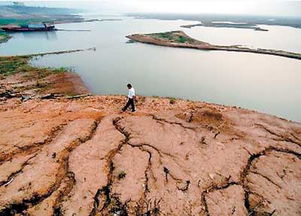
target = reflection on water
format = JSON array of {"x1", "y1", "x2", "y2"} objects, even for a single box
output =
[
  {"x1": 19, "y1": 31, "x2": 58, "y2": 40},
  {"x1": 0, "y1": 17, "x2": 300, "y2": 122}
]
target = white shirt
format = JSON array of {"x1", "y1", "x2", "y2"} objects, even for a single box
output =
[{"x1": 128, "y1": 88, "x2": 135, "y2": 99}]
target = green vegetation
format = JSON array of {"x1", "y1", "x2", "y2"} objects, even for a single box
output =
[
  {"x1": 52, "y1": 67, "x2": 72, "y2": 73},
  {"x1": 149, "y1": 31, "x2": 194, "y2": 44},
  {"x1": 0, "y1": 49, "x2": 88, "y2": 77},
  {"x1": 0, "y1": 32, "x2": 11, "y2": 43},
  {"x1": 177, "y1": 36, "x2": 187, "y2": 43},
  {"x1": 0, "y1": 55, "x2": 72, "y2": 95},
  {"x1": 0, "y1": 56, "x2": 28, "y2": 75},
  {"x1": 156, "y1": 32, "x2": 173, "y2": 40},
  {"x1": 129, "y1": 31, "x2": 301, "y2": 60},
  {"x1": 0, "y1": 56, "x2": 68, "y2": 77}
]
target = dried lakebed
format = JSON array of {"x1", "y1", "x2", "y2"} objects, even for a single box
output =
[
  {"x1": 127, "y1": 31, "x2": 301, "y2": 60},
  {"x1": 0, "y1": 48, "x2": 300, "y2": 215},
  {"x1": 0, "y1": 95, "x2": 300, "y2": 215}
]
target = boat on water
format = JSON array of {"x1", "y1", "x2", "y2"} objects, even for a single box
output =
[{"x1": 1, "y1": 23, "x2": 55, "y2": 32}]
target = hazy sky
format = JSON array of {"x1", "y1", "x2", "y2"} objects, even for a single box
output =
[{"x1": 2, "y1": 0, "x2": 301, "y2": 16}]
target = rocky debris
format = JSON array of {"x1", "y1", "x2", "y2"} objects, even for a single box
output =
[
  {"x1": 0, "y1": 96, "x2": 300, "y2": 215},
  {"x1": 0, "y1": 90, "x2": 19, "y2": 99}
]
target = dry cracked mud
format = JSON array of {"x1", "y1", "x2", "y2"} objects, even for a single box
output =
[{"x1": 0, "y1": 96, "x2": 300, "y2": 216}]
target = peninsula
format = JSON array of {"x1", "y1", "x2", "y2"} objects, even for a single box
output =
[
  {"x1": 127, "y1": 31, "x2": 301, "y2": 60},
  {"x1": 0, "y1": 50, "x2": 300, "y2": 215}
]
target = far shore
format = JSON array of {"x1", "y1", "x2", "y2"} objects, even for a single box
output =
[
  {"x1": 127, "y1": 31, "x2": 301, "y2": 60},
  {"x1": 181, "y1": 22, "x2": 269, "y2": 31}
]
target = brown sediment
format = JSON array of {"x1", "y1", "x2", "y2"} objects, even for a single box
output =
[
  {"x1": 127, "y1": 31, "x2": 301, "y2": 60},
  {"x1": 0, "y1": 94, "x2": 300, "y2": 215},
  {"x1": 0, "y1": 49, "x2": 92, "y2": 103}
]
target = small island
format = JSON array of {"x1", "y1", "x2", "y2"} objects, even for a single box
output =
[{"x1": 127, "y1": 31, "x2": 301, "y2": 60}]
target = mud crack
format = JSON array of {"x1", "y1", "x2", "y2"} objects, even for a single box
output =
[
  {"x1": 201, "y1": 179, "x2": 238, "y2": 216},
  {"x1": 240, "y1": 146, "x2": 300, "y2": 216},
  {"x1": 90, "y1": 116, "x2": 170, "y2": 215},
  {"x1": 200, "y1": 145, "x2": 300, "y2": 216},
  {"x1": 0, "y1": 118, "x2": 102, "y2": 215},
  {"x1": 89, "y1": 117, "x2": 130, "y2": 215},
  {"x1": 255, "y1": 123, "x2": 301, "y2": 147},
  {"x1": 0, "y1": 154, "x2": 38, "y2": 187},
  {"x1": 0, "y1": 122, "x2": 68, "y2": 164},
  {"x1": 150, "y1": 114, "x2": 196, "y2": 130}
]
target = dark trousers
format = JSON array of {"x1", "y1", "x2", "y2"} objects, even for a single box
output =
[{"x1": 122, "y1": 98, "x2": 135, "y2": 112}]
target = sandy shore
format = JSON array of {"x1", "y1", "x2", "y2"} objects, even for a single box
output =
[{"x1": 0, "y1": 52, "x2": 300, "y2": 215}]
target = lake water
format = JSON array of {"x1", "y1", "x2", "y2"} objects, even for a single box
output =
[{"x1": 0, "y1": 16, "x2": 300, "y2": 122}]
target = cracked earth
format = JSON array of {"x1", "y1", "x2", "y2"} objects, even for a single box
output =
[{"x1": 0, "y1": 96, "x2": 300, "y2": 216}]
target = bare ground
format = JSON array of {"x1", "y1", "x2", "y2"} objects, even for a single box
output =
[{"x1": 0, "y1": 95, "x2": 300, "y2": 216}]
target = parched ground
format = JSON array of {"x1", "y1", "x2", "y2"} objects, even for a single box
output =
[{"x1": 0, "y1": 95, "x2": 300, "y2": 216}]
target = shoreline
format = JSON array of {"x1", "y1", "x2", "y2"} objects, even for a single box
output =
[
  {"x1": 0, "y1": 49, "x2": 94, "y2": 101},
  {"x1": 128, "y1": 14, "x2": 301, "y2": 29},
  {"x1": 0, "y1": 83, "x2": 300, "y2": 215},
  {"x1": 181, "y1": 22, "x2": 269, "y2": 31},
  {"x1": 127, "y1": 31, "x2": 301, "y2": 60},
  {"x1": 0, "y1": 48, "x2": 300, "y2": 123},
  {"x1": 0, "y1": 50, "x2": 301, "y2": 215},
  {"x1": 0, "y1": 12, "x2": 300, "y2": 214},
  {"x1": 0, "y1": 33, "x2": 11, "y2": 44}
]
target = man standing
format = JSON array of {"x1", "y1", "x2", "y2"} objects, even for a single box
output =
[{"x1": 122, "y1": 84, "x2": 136, "y2": 112}]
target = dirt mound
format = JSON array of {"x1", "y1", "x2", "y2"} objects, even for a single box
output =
[
  {"x1": 0, "y1": 96, "x2": 300, "y2": 215},
  {"x1": 176, "y1": 107, "x2": 224, "y2": 124}
]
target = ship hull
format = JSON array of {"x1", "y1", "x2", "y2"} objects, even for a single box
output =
[{"x1": 1, "y1": 26, "x2": 55, "y2": 32}]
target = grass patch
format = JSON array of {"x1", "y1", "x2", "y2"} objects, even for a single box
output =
[
  {"x1": 149, "y1": 31, "x2": 194, "y2": 44},
  {"x1": 150, "y1": 32, "x2": 173, "y2": 40},
  {"x1": 52, "y1": 67, "x2": 71, "y2": 73},
  {"x1": 0, "y1": 32, "x2": 11, "y2": 43},
  {"x1": 0, "y1": 56, "x2": 68, "y2": 76},
  {"x1": 157, "y1": 32, "x2": 173, "y2": 40},
  {"x1": 0, "y1": 56, "x2": 29, "y2": 75},
  {"x1": 177, "y1": 36, "x2": 187, "y2": 43}
]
